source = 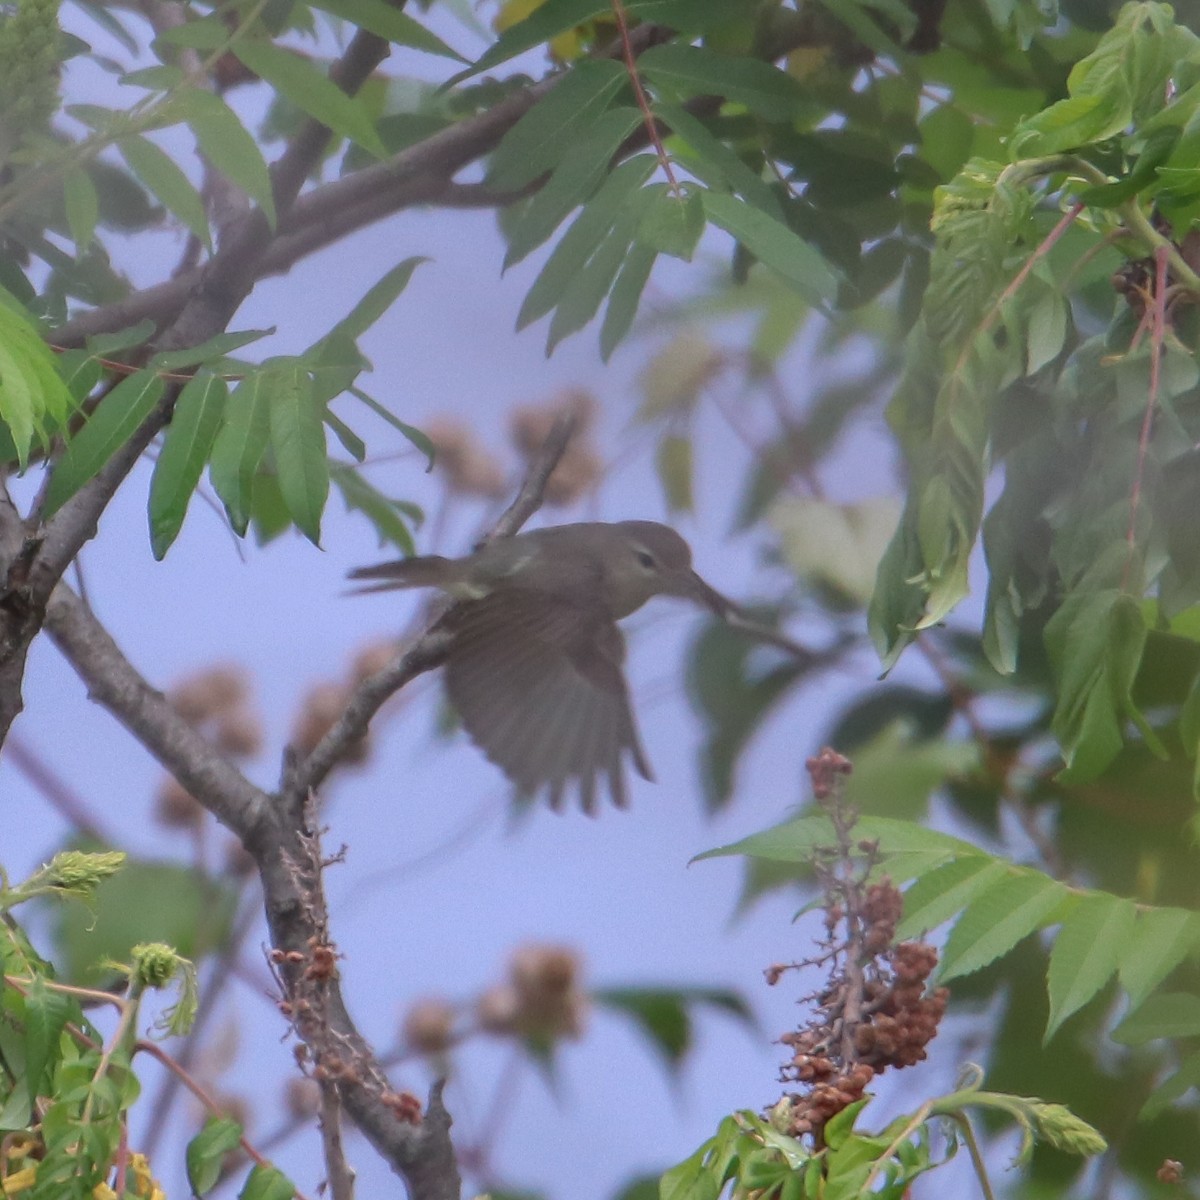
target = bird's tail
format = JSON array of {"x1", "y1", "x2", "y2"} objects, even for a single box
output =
[{"x1": 346, "y1": 555, "x2": 459, "y2": 595}]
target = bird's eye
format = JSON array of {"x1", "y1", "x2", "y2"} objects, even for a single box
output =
[{"x1": 635, "y1": 549, "x2": 657, "y2": 569}]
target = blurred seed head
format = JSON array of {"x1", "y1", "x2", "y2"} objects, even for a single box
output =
[
  {"x1": 213, "y1": 710, "x2": 264, "y2": 758},
  {"x1": 154, "y1": 776, "x2": 205, "y2": 831},
  {"x1": 426, "y1": 416, "x2": 508, "y2": 499},
  {"x1": 402, "y1": 997, "x2": 457, "y2": 1056},
  {"x1": 168, "y1": 665, "x2": 249, "y2": 725},
  {"x1": 283, "y1": 1077, "x2": 321, "y2": 1120},
  {"x1": 291, "y1": 681, "x2": 368, "y2": 763},
  {"x1": 351, "y1": 638, "x2": 401, "y2": 684}
]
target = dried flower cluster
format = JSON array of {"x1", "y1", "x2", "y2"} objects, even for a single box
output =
[
  {"x1": 156, "y1": 665, "x2": 262, "y2": 830},
  {"x1": 289, "y1": 637, "x2": 399, "y2": 762},
  {"x1": 421, "y1": 390, "x2": 603, "y2": 507},
  {"x1": 399, "y1": 942, "x2": 587, "y2": 1062},
  {"x1": 769, "y1": 748, "x2": 949, "y2": 1145}
]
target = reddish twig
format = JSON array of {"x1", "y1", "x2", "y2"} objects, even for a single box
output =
[{"x1": 611, "y1": 0, "x2": 681, "y2": 199}]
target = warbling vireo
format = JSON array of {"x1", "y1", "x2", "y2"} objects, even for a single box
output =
[{"x1": 350, "y1": 520, "x2": 802, "y2": 813}]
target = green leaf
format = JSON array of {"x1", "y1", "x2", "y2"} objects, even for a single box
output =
[
  {"x1": 239, "y1": 1165, "x2": 298, "y2": 1200},
  {"x1": 1046, "y1": 590, "x2": 1160, "y2": 782},
  {"x1": 310, "y1": 0, "x2": 466, "y2": 60},
  {"x1": 896, "y1": 856, "x2": 1009, "y2": 940},
  {"x1": 209, "y1": 372, "x2": 272, "y2": 535},
  {"x1": 0, "y1": 301, "x2": 74, "y2": 465},
  {"x1": 155, "y1": 14, "x2": 227, "y2": 49},
  {"x1": 52, "y1": 854, "x2": 237, "y2": 981},
  {"x1": 1117, "y1": 906, "x2": 1200, "y2": 1010},
  {"x1": 187, "y1": 1116, "x2": 244, "y2": 1196},
  {"x1": 1045, "y1": 893, "x2": 1137, "y2": 1041},
  {"x1": 349, "y1": 387, "x2": 434, "y2": 468},
  {"x1": 172, "y1": 89, "x2": 278, "y2": 229},
  {"x1": 695, "y1": 813, "x2": 977, "y2": 865},
  {"x1": 63, "y1": 170, "x2": 99, "y2": 250},
  {"x1": 599, "y1": 241, "x2": 657, "y2": 361},
  {"x1": 232, "y1": 40, "x2": 386, "y2": 157},
  {"x1": 1112, "y1": 991, "x2": 1200, "y2": 1044},
  {"x1": 655, "y1": 101, "x2": 783, "y2": 220},
  {"x1": 503, "y1": 107, "x2": 644, "y2": 270},
  {"x1": 636, "y1": 186, "x2": 704, "y2": 261},
  {"x1": 594, "y1": 987, "x2": 754, "y2": 1070},
  {"x1": 939, "y1": 871, "x2": 1070, "y2": 981},
  {"x1": 85, "y1": 319, "x2": 158, "y2": 357},
  {"x1": 267, "y1": 363, "x2": 328, "y2": 544},
  {"x1": 150, "y1": 329, "x2": 273, "y2": 371},
  {"x1": 23, "y1": 978, "x2": 73, "y2": 1099},
  {"x1": 320, "y1": 257, "x2": 428, "y2": 344},
  {"x1": 118, "y1": 135, "x2": 211, "y2": 249},
  {"x1": 489, "y1": 60, "x2": 627, "y2": 191},
  {"x1": 545, "y1": 194, "x2": 649, "y2": 351},
  {"x1": 638, "y1": 43, "x2": 808, "y2": 122},
  {"x1": 149, "y1": 373, "x2": 229, "y2": 559},
  {"x1": 330, "y1": 464, "x2": 417, "y2": 553},
  {"x1": 43, "y1": 371, "x2": 165, "y2": 515},
  {"x1": 450, "y1": 0, "x2": 736, "y2": 85},
  {"x1": 656, "y1": 434, "x2": 693, "y2": 513},
  {"x1": 517, "y1": 155, "x2": 657, "y2": 330},
  {"x1": 701, "y1": 191, "x2": 838, "y2": 307}
]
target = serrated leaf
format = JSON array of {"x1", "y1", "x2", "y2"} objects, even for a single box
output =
[
  {"x1": 187, "y1": 1116, "x2": 243, "y2": 1195},
  {"x1": 504, "y1": 106, "x2": 643, "y2": 270},
  {"x1": 701, "y1": 191, "x2": 837, "y2": 307},
  {"x1": 939, "y1": 871, "x2": 1070, "y2": 981},
  {"x1": 1112, "y1": 991, "x2": 1200, "y2": 1044},
  {"x1": 896, "y1": 856, "x2": 1008, "y2": 940},
  {"x1": 43, "y1": 371, "x2": 165, "y2": 515},
  {"x1": 1045, "y1": 893, "x2": 1137, "y2": 1041},
  {"x1": 118, "y1": 135, "x2": 211, "y2": 248},
  {"x1": 518, "y1": 155, "x2": 657, "y2": 330},
  {"x1": 1117, "y1": 907, "x2": 1200, "y2": 1010},
  {"x1": 696, "y1": 813, "x2": 977, "y2": 865},
  {"x1": 64, "y1": 170, "x2": 99, "y2": 250},
  {"x1": 489, "y1": 60, "x2": 626, "y2": 191},
  {"x1": 172, "y1": 89, "x2": 277, "y2": 229},
  {"x1": 310, "y1": 0, "x2": 466, "y2": 60},
  {"x1": 232, "y1": 40, "x2": 386, "y2": 158},
  {"x1": 267, "y1": 364, "x2": 328, "y2": 544},
  {"x1": 639, "y1": 43, "x2": 808, "y2": 122},
  {"x1": 23, "y1": 978, "x2": 73, "y2": 1099},
  {"x1": 149, "y1": 373, "x2": 229, "y2": 559},
  {"x1": 209, "y1": 372, "x2": 271, "y2": 535}
]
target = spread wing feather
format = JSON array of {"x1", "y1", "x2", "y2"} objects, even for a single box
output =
[{"x1": 443, "y1": 590, "x2": 652, "y2": 813}]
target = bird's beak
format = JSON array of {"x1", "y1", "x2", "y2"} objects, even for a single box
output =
[{"x1": 682, "y1": 571, "x2": 743, "y2": 619}]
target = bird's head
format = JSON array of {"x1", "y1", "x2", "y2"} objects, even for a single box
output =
[{"x1": 607, "y1": 521, "x2": 740, "y2": 620}]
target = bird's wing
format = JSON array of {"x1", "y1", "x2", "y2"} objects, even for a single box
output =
[{"x1": 442, "y1": 590, "x2": 653, "y2": 815}]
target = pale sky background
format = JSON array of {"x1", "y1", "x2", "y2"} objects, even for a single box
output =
[{"x1": 0, "y1": 9, "x2": 983, "y2": 1199}]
